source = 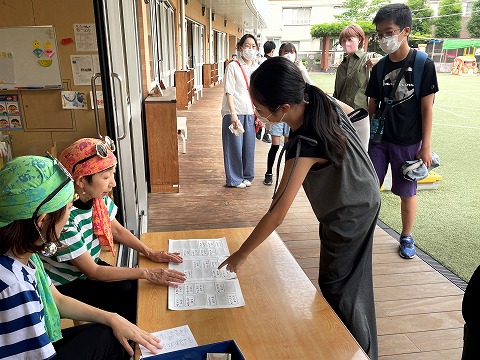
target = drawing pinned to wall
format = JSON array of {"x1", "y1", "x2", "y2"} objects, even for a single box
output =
[
  {"x1": 44, "y1": 41, "x2": 55, "y2": 58},
  {"x1": 61, "y1": 91, "x2": 87, "y2": 109},
  {"x1": 32, "y1": 38, "x2": 56, "y2": 68},
  {"x1": 74, "y1": 24, "x2": 98, "y2": 52},
  {"x1": 0, "y1": 52, "x2": 15, "y2": 84},
  {"x1": 32, "y1": 40, "x2": 43, "y2": 58},
  {"x1": 0, "y1": 95, "x2": 23, "y2": 130}
]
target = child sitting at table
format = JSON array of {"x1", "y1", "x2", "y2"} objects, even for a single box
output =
[
  {"x1": 40, "y1": 138, "x2": 186, "y2": 324},
  {"x1": 0, "y1": 155, "x2": 162, "y2": 359}
]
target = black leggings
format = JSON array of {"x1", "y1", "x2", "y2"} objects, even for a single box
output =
[
  {"x1": 56, "y1": 259, "x2": 138, "y2": 324},
  {"x1": 54, "y1": 323, "x2": 126, "y2": 360},
  {"x1": 266, "y1": 144, "x2": 280, "y2": 174}
]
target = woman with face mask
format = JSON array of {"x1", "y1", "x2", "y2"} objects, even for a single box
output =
[
  {"x1": 333, "y1": 24, "x2": 381, "y2": 150},
  {"x1": 0, "y1": 155, "x2": 162, "y2": 359},
  {"x1": 40, "y1": 138, "x2": 186, "y2": 325},
  {"x1": 262, "y1": 43, "x2": 313, "y2": 186},
  {"x1": 221, "y1": 34, "x2": 260, "y2": 188},
  {"x1": 219, "y1": 57, "x2": 381, "y2": 359}
]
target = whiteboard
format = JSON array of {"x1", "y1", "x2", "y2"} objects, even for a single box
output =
[{"x1": 0, "y1": 26, "x2": 62, "y2": 90}]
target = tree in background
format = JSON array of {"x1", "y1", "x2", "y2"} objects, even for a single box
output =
[
  {"x1": 407, "y1": 0, "x2": 434, "y2": 47},
  {"x1": 334, "y1": 0, "x2": 370, "y2": 21},
  {"x1": 434, "y1": 0, "x2": 462, "y2": 38},
  {"x1": 467, "y1": 0, "x2": 480, "y2": 37},
  {"x1": 334, "y1": 0, "x2": 389, "y2": 22}
]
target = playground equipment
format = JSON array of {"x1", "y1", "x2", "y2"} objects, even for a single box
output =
[{"x1": 451, "y1": 56, "x2": 478, "y2": 76}]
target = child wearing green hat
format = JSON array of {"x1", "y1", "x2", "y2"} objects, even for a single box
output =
[{"x1": 0, "y1": 155, "x2": 162, "y2": 359}]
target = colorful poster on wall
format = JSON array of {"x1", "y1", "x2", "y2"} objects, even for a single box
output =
[
  {"x1": 0, "y1": 95, "x2": 23, "y2": 130},
  {"x1": 61, "y1": 91, "x2": 87, "y2": 109}
]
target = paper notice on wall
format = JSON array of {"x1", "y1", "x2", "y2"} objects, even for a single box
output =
[
  {"x1": 92, "y1": 54, "x2": 100, "y2": 75},
  {"x1": 0, "y1": 52, "x2": 15, "y2": 85},
  {"x1": 71, "y1": 55, "x2": 93, "y2": 86},
  {"x1": 89, "y1": 91, "x2": 104, "y2": 109},
  {"x1": 73, "y1": 23, "x2": 98, "y2": 52}
]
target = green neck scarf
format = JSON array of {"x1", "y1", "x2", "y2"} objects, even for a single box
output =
[{"x1": 31, "y1": 253, "x2": 63, "y2": 342}]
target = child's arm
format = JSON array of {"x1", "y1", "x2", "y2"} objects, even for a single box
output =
[
  {"x1": 111, "y1": 219, "x2": 183, "y2": 263},
  {"x1": 418, "y1": 93, "x2": 435, "y2": 168}
]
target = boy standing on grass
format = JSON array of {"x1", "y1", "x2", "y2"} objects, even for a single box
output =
[{"x1": 366, "y1": 4, "x2": 438, "y2": 259}]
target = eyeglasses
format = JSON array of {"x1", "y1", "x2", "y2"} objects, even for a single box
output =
[
  {"x1": 32, "y1": 152, "x2": 74, "y2": 219},
  {"x1": 375, "y1": 28, "x2": 403, "y2": 40},
  {"x1": 72, "y1": 136, "x2": 116, "y2": 173}
]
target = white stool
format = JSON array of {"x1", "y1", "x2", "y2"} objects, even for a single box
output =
[
  {"x1": 177, "y1": 116, "x2": 187, "y2": 154},
  {"x1": 193, "y1": 84, "x2": 203, "y2": 101}
]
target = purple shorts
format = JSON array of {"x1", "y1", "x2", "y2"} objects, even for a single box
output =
[{"x1": 368, "y1": 141, "x2": 422, "y2": 197}]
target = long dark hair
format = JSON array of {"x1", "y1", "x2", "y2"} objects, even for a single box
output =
[
  {"x1": 250, "y1": 57, "x2": 347, "y2": 166},
  {"x1": 0, "y1": 206, "x2": 67, "y2": 257}
]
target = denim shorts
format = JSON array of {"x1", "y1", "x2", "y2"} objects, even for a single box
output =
[
  {"x1": 269, "y1": 122, "x2": 290, "y2": 137},
  {"x1": 368, "y1": 141, "x2": 422, "y2": 197}
]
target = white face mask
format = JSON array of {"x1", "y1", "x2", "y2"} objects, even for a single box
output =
[
  {"x1": 283, "y1": 53, "x2": 296, "y2": 62},
  {"x1": 379, "y1": 30, "x2": 404, "y2": 54},
  {"x1": 242, "y1": 49, "x2": 257, "y2": 61},
  {"x1": 254, "y1": 106, "x2": 284, "y2": 126}
]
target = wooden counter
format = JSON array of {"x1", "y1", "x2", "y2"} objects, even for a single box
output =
[{"x1": 135, "y1": 228, "x2": 368, "y2": 360}]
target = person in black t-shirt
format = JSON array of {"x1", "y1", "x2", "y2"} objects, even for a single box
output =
[{"x1": 366, "y1": 4, "x2": 438, "y2": 259}]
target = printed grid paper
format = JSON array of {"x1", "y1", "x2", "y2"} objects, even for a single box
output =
[
  {"x1": 139, "y1": 325, "x2": 197, "y2": 358},
  {"x1": 168, "y1": 238, "x2": 245, "y2": 310}
]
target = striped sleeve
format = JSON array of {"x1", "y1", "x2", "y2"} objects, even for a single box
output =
[{"x1": 0, "y1": 259, "x2": 56, "y2": 359}]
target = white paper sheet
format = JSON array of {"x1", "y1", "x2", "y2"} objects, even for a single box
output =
[
  {"x1": 168, "y1": 238, "x2": 245, "y2": 310},
  {"x1": 139, "y1": 325, "x2": 198, "y2": 358}
]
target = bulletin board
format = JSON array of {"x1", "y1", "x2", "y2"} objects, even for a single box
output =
[{"x1": 0, "y1": 26, "x2": 62, "y2": 90}]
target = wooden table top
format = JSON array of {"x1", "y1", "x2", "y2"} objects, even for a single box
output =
[{"x1": 135, "y1": 228, "x2": 368, "y2": 360}]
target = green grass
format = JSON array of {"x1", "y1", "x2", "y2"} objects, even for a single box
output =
[{"x1": 309, "y1": 72, "x2": 480, "y2": 282}]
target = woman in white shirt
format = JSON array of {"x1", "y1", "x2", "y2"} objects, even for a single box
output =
[{"x1": 221, "y1": 34, "x2": 260, "y2": 188}]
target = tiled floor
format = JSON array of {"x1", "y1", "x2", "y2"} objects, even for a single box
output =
[{"x1": 147, "y1": 83, "x2": 465, "y2": 359}]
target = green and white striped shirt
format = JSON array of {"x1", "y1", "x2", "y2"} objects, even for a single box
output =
[{"x1": 41, "y1": 195, "x2": 117, "y2": 286}]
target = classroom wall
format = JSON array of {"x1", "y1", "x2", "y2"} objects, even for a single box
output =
[{"x1": 0, "y1": 0, "x2": 105, "y2": 156}]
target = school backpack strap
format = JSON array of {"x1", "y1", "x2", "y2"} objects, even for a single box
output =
[{"x1": 413, "y1": 50, "x2": 428, "y2": 100}]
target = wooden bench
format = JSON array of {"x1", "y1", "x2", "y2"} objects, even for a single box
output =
[{"x1": 134, "y1": 228, "x2": 368, "y2": 359}]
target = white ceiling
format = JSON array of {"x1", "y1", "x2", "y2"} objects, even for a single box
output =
[{"x1": 198, "y1": 0, "x2": 268, "y2": 30}]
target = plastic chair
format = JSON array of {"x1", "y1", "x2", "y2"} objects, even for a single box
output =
[{"x1": 177, "y1": 116, "x2": 187, "y2": 154}]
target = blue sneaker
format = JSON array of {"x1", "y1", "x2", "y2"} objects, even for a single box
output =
[{"x1": 399, "y1": 234, "x2": 416, "y2": 259}]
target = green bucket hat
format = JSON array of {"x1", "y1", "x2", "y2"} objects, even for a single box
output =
[{"x1": 0, "y1": 155, "x2": 74, "y2": 228}]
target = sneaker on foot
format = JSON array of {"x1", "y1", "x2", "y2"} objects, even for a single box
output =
[
  {"x1": 399, "y1": 234, "x2": 416, "y2": 259},
  {"x1": 262, "y1": 134, "x2": 272, "y2": 143},
  {"x1": 256, "y1": 129, "x2": 262, "y2": 140},
  {"x1": 235, "y1": 182, "x2": 247, "y2": 188},
  {"x1": 242, "y1": 180, "x2": 252, "y2": 187},
  {"x1": 263, "y1": 173, "x2": 273, "y2": 185}
]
